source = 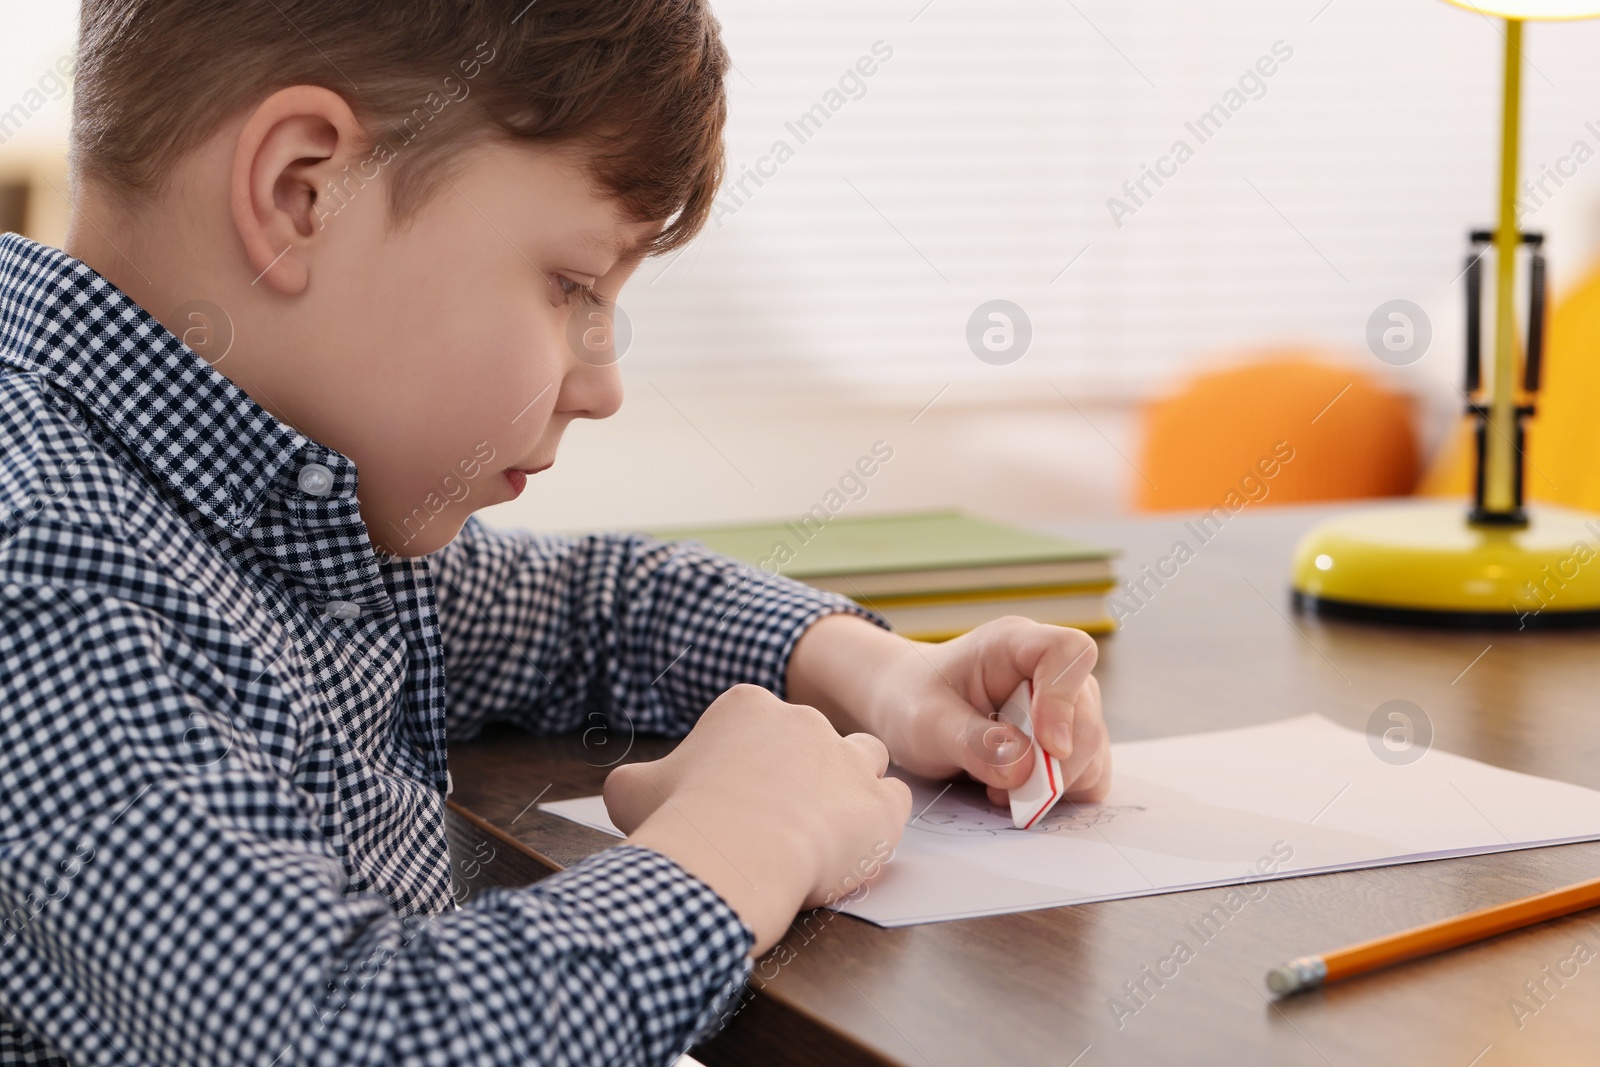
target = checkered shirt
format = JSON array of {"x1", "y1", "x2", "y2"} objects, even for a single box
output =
[{"x1": 0, "y1": 232, "x2": 888, "y2": 1065}]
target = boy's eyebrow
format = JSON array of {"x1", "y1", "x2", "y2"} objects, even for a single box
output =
[{"x1": 574, "y1": 228, "x2": 652, "y2": 269}]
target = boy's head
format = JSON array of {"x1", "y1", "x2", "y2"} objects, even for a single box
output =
[{"x1": 65, "y1": 0, "x2": 729, "y2": 555}]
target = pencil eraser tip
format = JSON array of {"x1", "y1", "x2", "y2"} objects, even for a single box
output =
[{"x1": 1264, "y1": 967, "x2": 1297, "y2": 995}]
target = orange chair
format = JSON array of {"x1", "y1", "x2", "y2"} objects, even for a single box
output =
[
  {"x1": 1420, "y1": 259, "x2": 1600, "y2": 510},
  {"x1": 1135, "y1": 353, "x2": 1420, "y2": 511}
]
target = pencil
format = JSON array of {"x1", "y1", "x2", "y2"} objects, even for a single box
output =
[{"x1": 1266, "y1": 872, "x2": 1600, "y2": 995}]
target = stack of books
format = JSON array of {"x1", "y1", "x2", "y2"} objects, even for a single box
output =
[{"x1": 644, "y1": 509, "x2": 1118, "y2": 641}]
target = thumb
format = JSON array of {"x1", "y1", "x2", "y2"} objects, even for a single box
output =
[{"x1": 950, "y1": 701, "x2": 1035, "y2": 792}]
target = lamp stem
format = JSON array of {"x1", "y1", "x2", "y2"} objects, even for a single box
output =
[{"x1": 1483, "y1": 17, "x2": 1524, "y2": 518}]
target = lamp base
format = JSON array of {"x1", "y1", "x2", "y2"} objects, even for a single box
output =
[{"x1": 1290, "y1": 501, "x2": 1600, "y2": 629}]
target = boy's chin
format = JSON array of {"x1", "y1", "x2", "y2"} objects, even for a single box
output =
[{"x1": 367, "y1": 512, "x2": 471, "y2": 558}]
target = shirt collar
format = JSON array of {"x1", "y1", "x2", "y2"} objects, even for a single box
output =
[{"x1": 0, "y1": 231, "x2": 353, "y2": 535}]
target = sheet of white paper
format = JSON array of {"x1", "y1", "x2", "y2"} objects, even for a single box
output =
[{"x1": 537, "y1": 715, "x2": 1600, "y2": 927}]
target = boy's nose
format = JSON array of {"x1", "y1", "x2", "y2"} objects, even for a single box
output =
[
  {"x1": 562, "y1": 311, "x2": 626, "y2": 420},
  {"x1": 560, "y1": 362, "x2": 624, "y2": 421}
]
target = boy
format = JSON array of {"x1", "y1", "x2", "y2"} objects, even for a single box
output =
[{"x1": 0, "y1": 1, "x2": 1110, "y2": 1064}]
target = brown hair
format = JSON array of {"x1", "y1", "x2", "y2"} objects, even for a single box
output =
[{"x1": 70, "y1": 0, "x2": 729, "y2": 254}]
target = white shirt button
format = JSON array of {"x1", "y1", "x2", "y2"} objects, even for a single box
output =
[
  {"x1": 297, "y1": 463, "x2": 335, "y2": 496},
  {"x1": 322, "y1": 599, "x2": 362, "y2": 620}
]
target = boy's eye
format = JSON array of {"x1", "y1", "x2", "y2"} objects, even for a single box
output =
[{"x1": 550, "y1": 274, "x2": 605, "y2": 309}]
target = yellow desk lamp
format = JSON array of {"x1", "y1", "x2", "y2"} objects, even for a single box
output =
[{"x1": 1292, "y1": 0, "x2": 1600, "y2": 628}]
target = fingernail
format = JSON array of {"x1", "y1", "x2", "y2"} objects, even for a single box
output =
[
  {"x1": 993, "y1": 739, "x2": 1022, "y2": 767},
  {"x1": 1051, "y1": 724, "x2": 1074, "y2": 755}
]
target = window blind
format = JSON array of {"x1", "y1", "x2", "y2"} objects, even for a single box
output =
[{"x1": 619, "y1": 0, "x2": 1600, "y2": 394}]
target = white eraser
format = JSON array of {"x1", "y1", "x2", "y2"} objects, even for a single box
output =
[{"x1": 996, "y1": 679, "x2": 1065, "y2": 829}]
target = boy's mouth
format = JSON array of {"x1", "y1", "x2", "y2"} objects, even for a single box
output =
[{"x1": 502, "y1": 463, "x2": 551, "y2": 498}]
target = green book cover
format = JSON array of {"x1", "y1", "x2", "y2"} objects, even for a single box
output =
[{"x1": 640, "y1": 509, "x2": 1113, "y2": 580}]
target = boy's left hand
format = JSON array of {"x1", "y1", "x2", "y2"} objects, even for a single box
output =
[{"x1": 785, "y1": 614, "x2": 1111, "y2": 808}]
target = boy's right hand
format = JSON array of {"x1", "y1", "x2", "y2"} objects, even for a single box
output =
[{"x1": 606, "y1": 683, "x2": 912, "y2": 957}]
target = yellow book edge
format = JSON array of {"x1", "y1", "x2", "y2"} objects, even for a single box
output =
[
  {"x1": 840, "y1": 580, "x2": 1117, "y2": 610},
  {"x1": 902, "y1": 619, "x2": 1118, "y2": 642}
]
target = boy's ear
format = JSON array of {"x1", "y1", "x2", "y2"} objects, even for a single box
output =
[{"x1": 229, "y1": 85, "x2": 366, "y2": 296}]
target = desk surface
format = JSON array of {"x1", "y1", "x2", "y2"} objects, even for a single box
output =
[{"x1": 445, "y1": 504, "x2": 1600, "y2": 1067}]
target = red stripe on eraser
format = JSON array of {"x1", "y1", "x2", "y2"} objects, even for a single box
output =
[{"x1": 997, "y1": 679, "x2": 1066, "y2": 830}]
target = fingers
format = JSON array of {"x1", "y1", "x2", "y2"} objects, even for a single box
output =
[
  {"x1": 1066, "y1": 748, "x2": 1112, "y2": 802},
  {"x1": 842, "y1": 731, "x2": 891, "y2": 778},
  {"x1": 960, "y1": 617, "x2": 1097, "y2": 721},
  {"x1": 951, "y1": 617, "x2": 1102, "y2": 783},
  {"x1": 879, "y1": 774, "x2": 913, "y2": 826},
  {"x1": 846, "y1": 733, "x2": 912, "y2": 836},
  {"x1": 1035, "y1": 625, "x2": 1100, "y2": 695},
  {"x1": 1050, "y1": 675, "x2": 1106, "y2": 784},
  {"x1": 1029, "y1": 632, "x2": 1100, "y2": 761}
]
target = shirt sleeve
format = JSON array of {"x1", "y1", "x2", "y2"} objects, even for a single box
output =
[
  {"x1": 430, "y1": 514, "x2": 892, "y2": 741},
  {"x1": 0, "y1": 583, "x2": 755, "y2": 1067}
]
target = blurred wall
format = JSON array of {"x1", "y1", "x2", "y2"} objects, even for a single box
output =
[{"x1": 5, "y1": 0, "x2": 1598, "y2": 533}]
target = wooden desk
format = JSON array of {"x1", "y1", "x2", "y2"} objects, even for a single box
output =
[{"x1": 445, "y1": 505, "x2": 1600, "y2": 1066}]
